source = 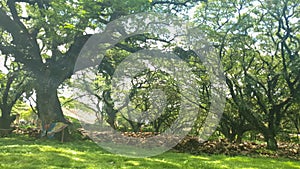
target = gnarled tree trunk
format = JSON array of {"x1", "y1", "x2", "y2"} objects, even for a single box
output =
[
  {"x1": 35, "y1": 69, "x2": 68, "y2": 132},
  {"x1": 36, "y1": 86, "x2": 66, "y2": 125}
]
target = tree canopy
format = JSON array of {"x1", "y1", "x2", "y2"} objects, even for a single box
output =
[{"x1": 0, "y1": 0, "x2": 299, "y2": 151}]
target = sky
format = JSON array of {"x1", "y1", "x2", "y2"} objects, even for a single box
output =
[{"x1": 0, "y1": 58, "x2": 8, "y2": 74}]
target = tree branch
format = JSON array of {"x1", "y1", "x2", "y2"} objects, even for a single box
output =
[
  {"x1": 7, "y1": 0, "x2": 29, "y2": 35},
  {"x1": 0, "y1": 8, "x2": 25, "y2": 42},
  {"x1": 0, "y1": 8, "x2": 43, "y2": 67},
  {"x1": 151, "y1": 0, "x2": 207, "y2": 7}
]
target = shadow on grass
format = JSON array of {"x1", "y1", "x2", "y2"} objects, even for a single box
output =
[{"x1": 0, "y1": 136, "x2": 299, "y2": 169}]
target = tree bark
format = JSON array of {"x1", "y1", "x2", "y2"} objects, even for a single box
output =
[
  {"x1": 265, "y1": 134, "x2": 278, "y2": 150},
  {"x1": 0, "y1": 115, "x2": 11, "y2": 129},
  {"x1": 0, "y1": 106, "x2": 16, "y2": 136},
  {"x1": 236, "y1": 131, "x2": 243, "y2": 144},
  {"x1": 0, "y1": 105, "x2": 15, "y2": 129},
  {"x1": 35, "y1": 83, "x2": 66, "y2": 127}
]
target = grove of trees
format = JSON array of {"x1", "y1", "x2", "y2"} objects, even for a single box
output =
[{"x1": 0, "y1": 0, "x2": 299, "y2": 151}]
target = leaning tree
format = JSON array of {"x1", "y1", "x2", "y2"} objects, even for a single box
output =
[{"x1": 0, "y1": 0, "x2": 205, "y2": 133}]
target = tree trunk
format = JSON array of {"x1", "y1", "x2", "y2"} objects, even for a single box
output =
[
  {"x1": 103, "y1": 90, "x2": 117, "y2": 129},
  {"x1": 265, "y1": 134, "x2": 278, "y2": 150},
  {"x1": 236, "y1": 131, "x2": 243, "y2": 144},
  {"x1": 227, "y1": 132, "x2": 236, "y2": 142},
  {"x1": 0, "y1": 107, "x2": 15, "y2": 136},
  {"x1": 36, "y1": 85, "x2": 66, "y2": 126},
  {"x1": 0, "y1": 107, "x2": 14, "y2": 129},
  {"x1": 105, "y1": 107, "x2": 117, "y2": 129},
  {"x1": 0, "y1": 116, "x2": 11, "y2": 129}
]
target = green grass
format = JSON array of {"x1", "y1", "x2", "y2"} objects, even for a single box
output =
[{"x1": 0, "y1": 136, "x2": 299, "y2": 169}]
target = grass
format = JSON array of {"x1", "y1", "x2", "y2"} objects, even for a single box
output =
[{"x1": 0, "y1": 136, "x2": 299, "y2": 169}]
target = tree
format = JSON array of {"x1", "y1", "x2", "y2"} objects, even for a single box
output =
[
  {"x1": 72, "y1": 45, "x2": 211, "y2": 134},
  {"x1": 0, "y1": 66, "x2": 30, "y2": 130},
  {"x1": 0, "y1": 0, "x2": 147, "y2": 127},
  {"x1": 0, "y1": 0, "x2": 206, "y2": 133},
  {"x1": 218, "y1": 99, "x2": 254, "y2": 143},
  {"x1": 194, "y1": 0, "x2": 300, "y2": 149}
]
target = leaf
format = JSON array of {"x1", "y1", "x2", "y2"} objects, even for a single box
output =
[{"x1": 63, "y1": 23, "x2": 75, "y2": 29}]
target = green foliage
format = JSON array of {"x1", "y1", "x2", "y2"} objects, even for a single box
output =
[
  {"x1": 11, "y1": 100, "x2": 33, "y2": 121},
  {"x1": 1, "y1": 0, "x2": 300, "y2": 154},
  {"x1": 0, "y1": 68, "x2": 32, "y2": 128},
  {"x1": 194, "y1": 0, "x2": 300, "y2": 149}
]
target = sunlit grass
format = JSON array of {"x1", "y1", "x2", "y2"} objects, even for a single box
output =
[{"x1": 0, "y1": 136, "x2": 299, "y2": 169}]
